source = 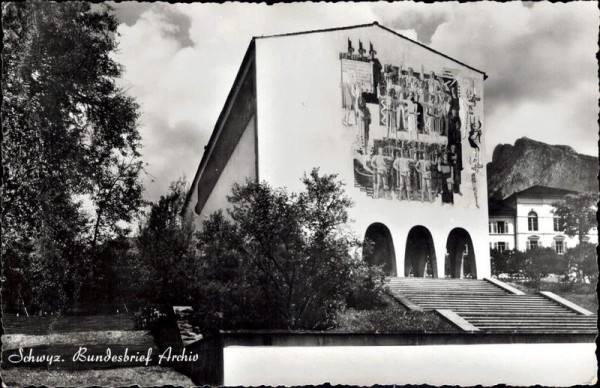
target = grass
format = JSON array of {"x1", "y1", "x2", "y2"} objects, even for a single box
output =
[
  {"x1": 3, "y1": 330, "x2": 154, "y2": 350},
  {"x1": 2, "y1": 314, "x2": 136, "y2": 335},
  {"x1": 506, "y1": 280, "x2": 598, "y2": 313},
  {"x1": 0, "y1": 366, "x2": 195, "y2": 387}
]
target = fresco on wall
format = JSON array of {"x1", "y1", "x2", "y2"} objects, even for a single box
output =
[{"x1": 341, "y1": 39, "x2": 483, "y2": 206}]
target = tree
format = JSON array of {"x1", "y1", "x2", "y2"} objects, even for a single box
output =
[
  {"x1": 2, "y1": 2, "x2": 144, "y2": 312},
  {"x1": 490, "y1": 249, "x2": 538, "y2": 281},
  {"x1": 490, "y1": 249, "x2": 525, "y2": 279},
  {"x1": 194, "y1": 169, "x2": 385, "y2": 333},
  {"x1": 552, "y1": 192, "x2": 597, "y2": 284},
  {"x1": 552, "y1": 192, "x2": 597, "y2": 243},
  {"x1": 136, "y1": 178, "x2": 198, "y2": 306},
  {"x1": 521, "y1": 247, "x2": 562, "y2": 290},
  {"x1": 562, "y1": 243, "x2": 597, "y2": 284}
]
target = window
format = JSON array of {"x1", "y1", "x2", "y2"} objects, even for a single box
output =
[
  {"x1": 528, "y1": 211, "x2": 538, "y2": 231},
  {"x1": 554, "y1": 240, "x2": 564, "y2": 255},
  {"x1": 553, "y1": 216, "x2": 561, "y2": 232},
  {"x1": 489, "y1": 221, "x2": 507, "y2": 234},
  {"x1": 497, "y1": 221, "x2": 506, "y2": 234},
  {"x1": 490, "y1": 242, "x2": 508, "y2": 252},
  {"x1": 527, "y1": 239, "x2": 539, "y2": 250}
]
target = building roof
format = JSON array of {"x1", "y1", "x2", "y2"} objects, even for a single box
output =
[
  {"x1": 505, "y1": 185, "x2": 579, "y2": 202},
  {"x1": 255, "y1": 21, "x2": 487, "y2": 79},
  {"x1": 488, "y1": 199, "x2": 516, "y2": 217}
]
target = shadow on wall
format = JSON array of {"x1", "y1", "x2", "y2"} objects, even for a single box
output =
[
  {"x1": 445, "y1": 228, "x2": 476, "y2": 279},
  {"x1": 364, "y1": 223, "x2": 397, "y2": 276},
  {"x1": 404, "y1": 226, "x2": 437, "y2": 278}
]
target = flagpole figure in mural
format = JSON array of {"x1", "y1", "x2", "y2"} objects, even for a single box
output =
[
  {"x1": 462, "y1": 81, "x2": 482, "y2": 168},
  {"x1": 358, "y1": 40, "x2": 366, "y2": 58},
  {"x1": 419, "y1": 65, "x2": 428, "y2": 103},
  {"x1": 371, "y1": 147, "x2": 392, "y2": 199},
  {"x1": 468, "y1": 155, "x2": 482, "y2": 208},
  {"x1": 468, "y1": 116, "x2": 482, "y2": 167},
  {"x1": 386, "y1": 88, "x2": 398, "y2": 138},
  {"x1": 342, "y1": 73, "x2": 356, "y2": 127},
  {"x1": 369, "y1": 42, "x2": 382, "y2": 101},
  {"x1": 439, "y1": 151, "x2": 454, "y2": 205},
  {"x1": 352, "y1": 82, "x2": 362, "y2": 128},
  {"x1": 447, "y1": 108, "x2": 462, "y2": 195},
  {"x1": 432, "y1": 148, "x2": 442, "y2": 197},
  {"x1": 424, "y1": 97, "x2": 436, "y2": 136},
  {"x1": 406, "y1": 92, "x2": 419, "y2": 140},
  {"x1": 416, "y1": 151, "x2": 433, "y2": 202},
  {"x1": 357, "y1": 91, "x2": 371, "y2": 153},
  {"x1": 393, "y1": 147, "x2": 412, "y2": 201},
  {"x1": 405, "y1": 68, "x2": 418, "y2": 97}
]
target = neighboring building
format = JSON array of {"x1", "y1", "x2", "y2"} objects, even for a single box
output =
[
  {"x1": 183, "y1": 22, "x2": 491, "y2": 279},
  {"x1": 487, "y1": 200, "x2": 516, "y2": 252},
  {"x1": 488, "y1": 185, "x2": 597, "y2": 253}
]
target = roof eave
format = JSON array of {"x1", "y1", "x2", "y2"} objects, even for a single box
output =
[
  {"x1": 255, "y1": 21, "x2": 487, "y2": 79},
  {"x1": 182, "y1": 39, "x2": 256, "y2": 215}
]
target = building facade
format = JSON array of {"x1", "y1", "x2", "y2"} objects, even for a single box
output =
[
  {"x1": 488, "y1": 200, "x2": 517, "y2": 252},
  {"x1": 488, "y1": 186, "x2": 597, "y2": 253},
  {"x1": 184, "y1": 23, "x2": 491, "y2": 279}
]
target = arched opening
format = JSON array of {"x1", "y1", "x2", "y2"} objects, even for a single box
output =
[
  {"x1": 364, "y1": 223, "x2": 397, "y2": 276},
  {"x1": 445, "y1": 228, "x2": 477, "y2": 278},
  {"x1": 404, "y1": 226, "x2": 437, "y2": 278}
]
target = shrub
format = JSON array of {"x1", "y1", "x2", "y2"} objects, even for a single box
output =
[
  {"x1": 563, "y1": 242, "x2": 597, "y2": 283},
  {"x1": 334, "y1": 299, "x2": 457, "y2": 333},
  {"x1": 192, "y1": 169, "x2": 386, "y2": 333}
]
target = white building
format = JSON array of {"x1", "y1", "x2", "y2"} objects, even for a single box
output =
[
  {"x1": 488, "y1": 185, "x2": 597, "y2": 253},
  {"x1": 183, "y1": 22, "x2": 491, "y2": 279}
]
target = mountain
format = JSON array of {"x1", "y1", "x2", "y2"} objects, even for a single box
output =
[{"x1": 486, "y1": 137, "x2": 598, "y2": 200}]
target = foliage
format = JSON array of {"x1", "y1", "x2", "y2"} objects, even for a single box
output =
[
  {"x1": 552, "y1": 192, "x2": 597, "y2": 241},
  {"x1": 136, "y1": 178, "x2": 198, "y2": 306},
  {"x1": 562, "y1": 242, "x2": 598, "y2": 283},
  {"x1": 520, "y1": 247, "x2": 563, "y2": 290},
  {"x1": 193, "y1": 169, "x2": 385, "y2": 332},
  {"x1": 74, "y1": 237, "x2": 141, "y2": 313},
  {"x1": 491, "y1": 248, "x2": 565, "y2": 289},
  {"x1": 490, "y1": 249, "x2": 526, "y2": 279},
  {"x1": 2, "y1": 2, "x2": 143, "y2": 313},
  {"x1": 334, "y1": 301, "x2": 458, "y2": 333}
]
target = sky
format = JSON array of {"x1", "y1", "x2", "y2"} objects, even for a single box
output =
[{"x1": 107, "y1": 1, "x2": 599, "y2": 202}]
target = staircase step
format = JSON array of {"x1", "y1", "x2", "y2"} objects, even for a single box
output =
[{"x1": 386, "y1": 277, "x2": 597, "y2": 334}]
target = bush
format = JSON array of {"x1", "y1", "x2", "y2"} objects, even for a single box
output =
[
  {"x1": 334, "y1": 299, "x2": 458, "y2": 333},
  {"x1": 192, "y1": 169, "x2": 386, "y2": 333},
  {"x1": 490, "y1": 249, "x2": 526, "y2": 279},
  {"x1": 563, "y1": 242, "x2": 597, "y2": 283},
  {"x1": 520, "y1": 247, "x2": 563, "y2": 290}
]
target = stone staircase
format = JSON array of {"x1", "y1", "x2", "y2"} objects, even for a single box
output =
[{"x1": 386, "y1": 277, "x2": 597, "y2": 334}]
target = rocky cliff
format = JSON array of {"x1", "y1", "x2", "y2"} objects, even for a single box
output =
[{"x1": 486, "y1": 137, "x2": 598, "y2": 200}]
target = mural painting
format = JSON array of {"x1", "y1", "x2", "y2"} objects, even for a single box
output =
[{"x1": 341, "y1": 39, "x2": 483, "y2": 206}]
